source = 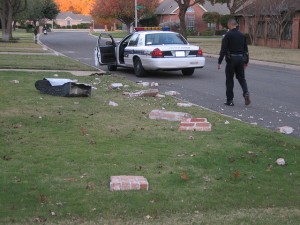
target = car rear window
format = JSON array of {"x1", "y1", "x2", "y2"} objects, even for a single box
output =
[{"x1": 145, "y1": 33, "x2": 187, "y2": 45}]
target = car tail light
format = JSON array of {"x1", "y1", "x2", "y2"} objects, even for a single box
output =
[
  {"x1": 197, "y1": 49, "x2": 203, "y2": 57},
  {"x1": 152, "y1": 48, "x2": 164, "y2": 58}
]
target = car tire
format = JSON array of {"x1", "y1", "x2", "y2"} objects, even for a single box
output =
[
  {"x1": 182, "y1": 68, "x2": 195, "y2": 76},
  {"x1": 107, "y1": 64, "x2": 117, "y2": 71},
  {"x1": 134, "y1": 58, "x2": 147, "y2": 77}
]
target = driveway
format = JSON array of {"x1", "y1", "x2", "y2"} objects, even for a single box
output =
[{"x1": 40, "y1": 31, "x2": 300, "y2": 138}]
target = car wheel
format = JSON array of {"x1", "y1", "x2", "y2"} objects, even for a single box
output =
[
  {"x1": 182, "y1": 68, "x2": 195, "y2": 76},
  {"x1": 133, "y1": 58, "x2": 146, "y2": 77},
  {"x1": 107, "y1": 64, "x2": 117, "y2": 71}
]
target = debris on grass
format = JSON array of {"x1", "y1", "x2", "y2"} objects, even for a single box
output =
[
  {"x1": 277, "y1": 126, "x2": 294, "y2": 134},
  {"x1": 109, "y1": 83, "x2": 123, "y2": 89},
  {"x1": 145, "y1": 215, "x2": 152, "y2": 219},
  {"x1": 246, "y1": 151, "x2": 257, "y2": 157},
  {"x1": 137, "y1": 81, "x2": 150, "y2": 87},
  {"x1": 177, "y1": 102, "x2": 193, "y2": 107},
  {"x1": 165, "y1": 91, "x2": 180, "y2": 96},
  {"x1": 276, "y1": 158, "x2": 286, "y2": 166},
  {"x1": 181, "y1": 171, "x2": 189, "y2": 181},
  {"x1": 203, "y1": 176, "x2": 211, "y2": 182},
  {"x1": 224, "y1": 120, "x2": 230, "y2": 125},
  {"x1": 151, "y1": 82, "x2": 159, "y2": 87},
  {"x1": 10, "y1": 80, "x2": 19, "y2": 84},
  {"x1": 188, "y1": 135, "x2": 194, "y2": 140},
  {"x1": 13, "y1": 124, "x2": 22, "y2": 129},
  {"x1": 124, "y1": 89, "x2": 159, "y2": 98},
  {"x1": 266, "y1": 164, "x2": 273, "y2": 172},
  {"x1": 234, "y1": 170, "x2": 241, "y2": 179},
  {"x1": 109, "y1": 101, "x2": 119, "y2": 107},
  {"x1": 64, "y1": 178, "x2": 79, "y2": 182},
  {"x1": 156, "y1": 94, "x2": 165, "y2": 98}
]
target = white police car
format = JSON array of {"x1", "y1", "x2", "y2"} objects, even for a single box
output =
[{"x1": 94, "y1": 27, "x2": 205, "y2": 77}]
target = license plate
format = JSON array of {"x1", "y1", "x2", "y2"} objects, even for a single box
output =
[
  {"x1": 190, "y1": 62, "x2": 198, "y2": 65},
  {"x1": 175, "y1": 51, "x2": 185, "y2": 57}
]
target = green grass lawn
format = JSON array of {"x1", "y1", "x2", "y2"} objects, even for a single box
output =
[
  {"x1": 0, "y1": 55, "x2": 97, "y2": 71},
  {"x1": 1, "y1": 71, "x2": 299, "y2": 224}
]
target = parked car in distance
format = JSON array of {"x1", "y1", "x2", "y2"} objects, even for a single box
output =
[{"x1": 94, "y1": 28, "x2": 205, "y2": 77}]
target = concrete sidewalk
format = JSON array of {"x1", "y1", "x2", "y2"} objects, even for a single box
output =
[
  {"x1": 0, "y1": 68, "x2": 105, "y2": 76},
  {"x1": 205, "y1": 53, "x2": 300, "y2": 71}
]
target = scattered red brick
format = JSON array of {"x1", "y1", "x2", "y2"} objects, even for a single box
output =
[
  {"x1": 179, "y1": 118, "x2": 212, "y2": 131},
  {"x1": 110, "y1": 176, "x2": 149, "y2": 191}
]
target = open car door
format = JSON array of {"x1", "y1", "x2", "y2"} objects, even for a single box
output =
[{"x1": 95, "y1": 33, "x2": 116, "y2": 65}]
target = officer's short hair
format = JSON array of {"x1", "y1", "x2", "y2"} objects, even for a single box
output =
[{"x1": 227, "y1": 19, "x2": 238, "y2": 26}]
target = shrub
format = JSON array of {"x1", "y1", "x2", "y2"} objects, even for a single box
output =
[
  {"x1": 200, "y1": 29, "x2": 214, "y2": 36},
  {"x1": 26, "y1": 24, "x2": 34, "y2": 33},
  {"x1": 159, "y1": 21, "x2": 180, "y2": 32},
  {"x1": 220, "y1": 14, "x2": 235, "y2": 29},
  {"x1": 215, "y1": 29, "x2": 227, "y2": 36}
]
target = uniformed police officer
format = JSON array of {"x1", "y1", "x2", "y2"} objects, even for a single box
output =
[{"x1": 218, "y1": 19, "x2": 251, "y2": 106}]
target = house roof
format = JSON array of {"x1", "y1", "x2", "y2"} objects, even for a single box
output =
[
  {"x1": 200, "y1": 2, "x2": 230, "y2": 14},
  {"x1": 235, "y1": 0, "x2": 300, "y2": 15},
  {"x1": 155, "y1": 0, "x2": 230, "y2": 15},
  {"x1": 155, "y1": 0, "x2": 178, "y2": 15},
  {"x1": 56, "y1": 12, "x2": 92, "y2": 21}
]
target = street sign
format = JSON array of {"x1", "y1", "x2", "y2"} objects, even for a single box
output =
[{"x1": 136, "y1": 5, "x2": 144, "y2": 10}]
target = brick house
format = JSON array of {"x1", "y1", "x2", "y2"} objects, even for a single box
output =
[
  {"x1": 236, "y1": 2, "x2": 300, "y2": 49},
  {"x1": 55, "y1": 12, "x2": 92, "y2": 27},
  {"x1": 155, "y1": 0, "x2": 229, "y2": 34}
]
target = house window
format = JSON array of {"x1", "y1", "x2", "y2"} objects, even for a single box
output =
[
  {"x1": 67, "y1": 20, "x2": 71, "y2": 26},
  {"x1": 208, "y1": 23, "x2": 216, "y2": 29},
  {"x1": 267, "y1": 22, "x2": 277, "y2": 39},
  {"x1": 187, "y1": 7, "x2": 194, "y2": 13},
  {"x1": 282, "y1": 21, "x2": 292, "y2": 40},
  {"x1": 186, "y1": 14, "x2": 195, "y2": 30},
  {"x1": 257, "y1": 21, "x2": 265, "y2": 38}
]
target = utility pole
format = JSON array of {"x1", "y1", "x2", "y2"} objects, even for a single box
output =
[{"x1": 135, "y1": 0, "x2": 138, "y2": 27}]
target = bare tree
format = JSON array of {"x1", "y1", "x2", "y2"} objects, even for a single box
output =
[
  {"x1": 174, "y1": 0, "x2": 204, "y2": 39},
  {"x1": 264, "y1": 0, "x2": 297, "y2": 47},
  {"x1": 240, "y1": 0, "x2": 268, "y2": 45},
  {"x1": 0, "y1": 0, "x2": 27, "y2": 41}
]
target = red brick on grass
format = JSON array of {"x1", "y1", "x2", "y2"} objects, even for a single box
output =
[
  {"x1": 179, "y1": 118, "x2": 212, "y2": 131},
  {"x1": 149, "y1": 110, "x2": 192, "y2": 122},
  {"x1": 110, "y1": 176, "x2": 149, "y2": 191}
]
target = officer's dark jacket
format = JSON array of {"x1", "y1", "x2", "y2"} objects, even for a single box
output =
[{"x1": 218, "y1": 28, "x2": 249, "y2": 65}]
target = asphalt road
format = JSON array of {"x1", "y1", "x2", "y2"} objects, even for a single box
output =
[{"x1": 40, "y1": 31, "x2": 300, "y2": 138}]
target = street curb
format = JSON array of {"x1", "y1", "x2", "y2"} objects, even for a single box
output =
[
  {"x1": 205, "y1": 53, "x2": 300, "y2": 71},
  {"x1": 0, "y1": 68, "x2": 102, "y2": 76}
]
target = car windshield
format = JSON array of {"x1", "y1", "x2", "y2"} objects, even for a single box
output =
[{"x1": 145, "y1": 33, "x2": 187, "y2": 45}]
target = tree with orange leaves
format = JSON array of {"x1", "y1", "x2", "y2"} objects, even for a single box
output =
[
  {"x1": 54, "y1": 0, "x2": 94, "y2": 15},
  {"x1": 91, "y1": 0, "x2": 158, "y2": 32}
]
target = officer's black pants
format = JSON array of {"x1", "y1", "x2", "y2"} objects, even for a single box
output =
[{"x1": 225, "y1": 56, "x2": 249, "y2": 101}]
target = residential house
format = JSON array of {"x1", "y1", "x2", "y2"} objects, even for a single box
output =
[
  {"x1": 236, "y1": 1, "x2": 300, "y2": 49},
  {"x1": 55, "y1": 12, "x2": 92, "y2": 27},
  {"x1": 155, "y1": 0, "x2": 230, "y2": 34}
]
